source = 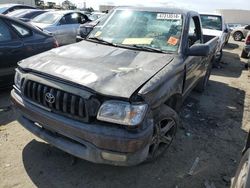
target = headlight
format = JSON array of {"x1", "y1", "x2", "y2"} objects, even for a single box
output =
[
  {"x1": 14, "y1": 69, "x2": 22, "y2": 89},
  {"x1": 97, "y1": 100, "x2": 148, "y2": 126}
]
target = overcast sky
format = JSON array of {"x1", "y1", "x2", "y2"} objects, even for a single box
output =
[{"x1": 45, "y1": 0, "x2": 250, "y2": 12}]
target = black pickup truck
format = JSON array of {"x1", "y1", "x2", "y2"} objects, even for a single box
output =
[{"x1": 11, "y1": 7, "x2": 219, "y2": 166}]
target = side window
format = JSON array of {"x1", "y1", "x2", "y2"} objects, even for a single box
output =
[
  {"x1": 245, "y1": 25, "x2": 250, "y2": 30},
  {"x1": 0, "y1": 20, "x2": 12, "y2": 42},
  {"x1": 188, "y1": 16, "x2": 202, "y2": 47},
  {"x1": 78, "y1": 14, "x2": 87, "y2": 24},
  {"x1": 60, "y1": 13, "x2": 78, "y2": 25},
  {"x1": 11, "y1": 23, "x2": 31, "y2": 37}
]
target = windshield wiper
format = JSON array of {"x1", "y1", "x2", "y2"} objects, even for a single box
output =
[
  {"x1": 131, "y1": 45, "x2": 166, "y2": 53},
  {"x1": 87, "y1": 37, "x2": 116, "y2": 46}
]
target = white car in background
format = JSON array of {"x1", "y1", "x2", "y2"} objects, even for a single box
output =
[{"x1": 200, "y1": 13, "x2": 228, "y2": 62}]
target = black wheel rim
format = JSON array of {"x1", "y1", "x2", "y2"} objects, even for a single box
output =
[
  {"x1": 234, "y1": 33, "x2": 242, "y2": 41},
  {"x1": 149, "y1": 118, "x2": 176, "y2": 157}
]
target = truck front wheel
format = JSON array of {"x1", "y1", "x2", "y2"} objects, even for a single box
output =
[{"x1": 146, "y1": 105, "x2": 179, "y2": 162}]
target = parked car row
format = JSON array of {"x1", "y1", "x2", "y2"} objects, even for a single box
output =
[{"x1": 0, "y1": 14, "x2": 58, "y2": 88}]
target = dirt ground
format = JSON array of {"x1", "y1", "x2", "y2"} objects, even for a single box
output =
[{"x1": 0, "y1": 39, "x2": 250, "y2": 188}]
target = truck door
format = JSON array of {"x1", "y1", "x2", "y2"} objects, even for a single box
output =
[
  {"x1": 0, "y1": 18, "x2": 23, "y2": 87},
  {"x1": 183, "y1": 16, "x2": 206, "y2": 94}
]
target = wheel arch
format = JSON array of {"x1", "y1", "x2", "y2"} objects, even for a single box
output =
[{"x1": 164, "y1": 93, "x2": 183, "y2": 112}]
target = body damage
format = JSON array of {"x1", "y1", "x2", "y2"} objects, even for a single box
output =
[
  {"x1": 138, "y1": 56, "x2": 184, "y2": 108},
  {"x1": 19, "y1": 40, "x2": 174, "y2": 99}
]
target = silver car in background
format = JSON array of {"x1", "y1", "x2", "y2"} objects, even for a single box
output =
[
  {"x1": 30, "y1": 10, "x2": 91, "y2": 46},
  {"x1": 232, "y1": 25, "x2": 250, "y2": 41}
]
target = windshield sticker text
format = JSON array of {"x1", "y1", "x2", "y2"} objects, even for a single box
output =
[{"x1": 157, "y1": 13, "x2": 181, "y2": 20}]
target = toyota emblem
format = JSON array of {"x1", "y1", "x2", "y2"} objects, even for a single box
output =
[{"x1": 45, "y1": 92, "x2": 55, "y2": 104}]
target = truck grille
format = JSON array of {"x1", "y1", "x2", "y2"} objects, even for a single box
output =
[{"x1": 23, "y1": 80, "x2": 93, "y2": 122}]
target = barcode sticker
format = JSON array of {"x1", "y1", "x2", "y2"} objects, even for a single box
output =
[{"x1": 157, "y1": 13, "x2": 181, "y2": 20}]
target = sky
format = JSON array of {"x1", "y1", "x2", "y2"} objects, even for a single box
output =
[{"x1": 45, "y1": 0, "x2": 250, "y2": 12}]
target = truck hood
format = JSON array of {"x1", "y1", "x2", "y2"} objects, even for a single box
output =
[
  {"x1": 203, "y1": 29, "x2": 223, "y2": 37},
  {"x1": 19, "y1": 41, "x2": 174, "y2": 99}
]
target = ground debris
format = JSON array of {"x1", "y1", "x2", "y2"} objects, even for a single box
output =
[
  {"x1": 0, "y1": 106, "x2": 11, "y2": 113},
  {"x1": 222, "y1": 175, "x2": 231, "y2": 184},
  {"x1": 188, "y1": 157, "x2": 199, "y2": 176},
  {"x1": 204, "y1": 180, "x2": 216, "y2": 188}
]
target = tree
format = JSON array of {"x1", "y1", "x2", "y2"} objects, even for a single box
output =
[{"x1": 62, "y1": 0, "x2": 76, "y2": 10}]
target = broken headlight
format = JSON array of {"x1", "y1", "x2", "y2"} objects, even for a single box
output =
[{"x1": 97, "y1": 100, "x2": 148, "y2": 126}]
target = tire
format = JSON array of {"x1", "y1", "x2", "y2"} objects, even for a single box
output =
[
  {"x1": 233, "y1": 31, "x2": 243, "y2": 41},
  {"x1": 231, "y1": 149, "x2": 250, "y2": 188},
  {"x1": 215, "y1": 49, "x2": 223, "y2": 63},
  {"x1": 241, "y1": 50, "x2": 249, "y2": 58},
  {"x1": 146, "y1": 105, "x2": 179, "y2": 162},
  {"x1": 195, "y1": 63, "x2": 212, "y2": 93}
]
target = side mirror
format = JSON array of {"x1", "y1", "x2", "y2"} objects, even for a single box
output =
[
  {"x1": 186, "y1": 44, "x2": 210, "y2": 56},
  {"x1": 224, "y1": 28, "x2": 229, "y2": 33}
]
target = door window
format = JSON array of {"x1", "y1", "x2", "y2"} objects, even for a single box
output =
[
  {"x1": 188, "y1": 16, "x2": 202, "y2": 47},
  {"x1": 11, "y1": 23, "x2": 31, "y2": 37},
  {"x1": 59, "y1": 13, "x2": 79, "y2": 25},
  {"x1": 0, "y1": 19, "x2": 12, "y2": 42}
]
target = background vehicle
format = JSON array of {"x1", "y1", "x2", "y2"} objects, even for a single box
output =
[
  {"x1": 89, "y1": 12, "x2": 105, "y2": 21},
  {"x1": 0, "y1": 4, "x2": 36, "y2": 15},
  {"x1": 225, "y1": 23, "x2": 231, "y2": 44},
  {"x1": 0, "y1": 14, "x2": 58, "y2": 88},
  {"x1": 6, "y1": 9, "x2": 48, "y2": 22},
  {"x1": 76, "y1": 16, "x2": 106, "y2": 41},
  {"x1": 30, "y1": 10, "x2": 91, "y2": 46},
  {"x1": 232, "y1": 25, "x2": 250, "y2": 41},
  {"x1": 12, "y1": 7, "x2": 219, "y2": 166},
  {"x1": 228, "y1": 23, "x2": 244, "y2": 30},
  {"x1": 231, "y1": 132, "x2": 250, "y2": 188},
  {"x1": 200, "y1": 13, "x2": 228, "y2": 62},
  {"x1": 241, "y1": 32, "x2": 250, "y2": 58}
]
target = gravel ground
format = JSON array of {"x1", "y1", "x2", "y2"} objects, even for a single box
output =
[{"x1": 0, "y1": 39, "x2": 250, "y2": 188}]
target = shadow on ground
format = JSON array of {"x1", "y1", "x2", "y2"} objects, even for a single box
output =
[
  {"x1": 0, "y1": 88, "x2": 17, "y2": 126},
  {"x1": 211, "y1": 51, "x2": 245, "y2": 78}
]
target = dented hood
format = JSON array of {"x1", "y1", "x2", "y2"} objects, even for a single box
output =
[{"x1": 19, "y1": 41, "x2": 174, "y2": 99}]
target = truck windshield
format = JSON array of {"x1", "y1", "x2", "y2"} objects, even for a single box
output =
[
  {"x1": 88, "y1": 10, "x2": 183, "y2": 53},
  {"x1": 200, "y1": 15, "x2": 222, "y2": 31}
]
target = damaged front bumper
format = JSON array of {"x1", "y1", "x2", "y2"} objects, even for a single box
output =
[{"x1": 11, "y1": 89, "x2": 153, "y2": 166}]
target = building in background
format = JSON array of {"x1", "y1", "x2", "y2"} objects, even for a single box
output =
[
  {"x1": 217, "y1": 9, "x2": 250, "y2": 24},
  {"x1": 99, "y1": 5, "x2": 116, "y2": 13},
  {"x1": 0, "y1": 0, "x2": 35, "y2": 6}
]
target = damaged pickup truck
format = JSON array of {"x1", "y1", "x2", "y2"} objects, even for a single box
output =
[{"x1": 11, "y1": 7, "x2": 219, "y2": 166}]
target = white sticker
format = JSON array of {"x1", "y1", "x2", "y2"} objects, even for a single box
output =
[{"x1": 157, "y1": 13, "x2": 181, "y2": 20}]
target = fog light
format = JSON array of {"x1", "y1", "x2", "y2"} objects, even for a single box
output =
[{"x1": 101, "y1": 152, "x2": 127, "y2": 162}]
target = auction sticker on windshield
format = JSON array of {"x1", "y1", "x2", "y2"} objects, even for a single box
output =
[
  {"x1": 122, "y1": 38, "x2": 154, "y2": 45},
  {"x1": 156, "y1": 13, "x2": 181, "y2": 20}
]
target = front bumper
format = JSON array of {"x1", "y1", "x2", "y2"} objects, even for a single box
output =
[{"x1": 11, "y1": 89, "x2": 153, "y2": 166}]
